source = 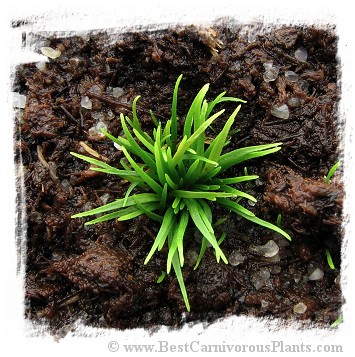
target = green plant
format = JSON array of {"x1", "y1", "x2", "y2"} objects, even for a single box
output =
[
  {"x1": 325, "y1": 249, "x2": 335, "y2": 270},
  {"x1": 330, "y1": 315, "x2": 343, "y2": 328},
  {"x1": 324, "y1": 161, "x2": 340, "y2": 184},
  {"x1": 71, "y1": 74, "x2": 291, "y2": 311}
]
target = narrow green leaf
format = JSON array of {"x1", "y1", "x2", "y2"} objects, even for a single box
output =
[
  {"x1": 121, "y1": 146, "x2": 163, "y2": 195},
  {"x1": 117, "y1": 202, "x2": 160, "y2": 221},
  {"x1": 120, "y1": 114, "x2": 157, "y2": 171},
  {"x1": 218, "y1": 198, "x2": 292, "y2": 241},
  {"x1": 132, "y1": 95, "x2": 141, "y2": 129},
  {"x1": 70, "y1": 152, "x2": 113, "y2": 170},
  {"x1": 144, "y1": 207, "x2": 175, "y2": 264},
  {"x1": 172, "y1": 252, "x2": 190, "y2": 311},
  {"x1": 199, "y1": 166, "x2": 222, "y2": 182},
  {"x1": 88, "y1": 167, "x2": 143, "y2": 184},
  {"x1": 216, "y1": 175, "x2": 259, "y2": 185},
  {"x1": 167, "y1": 210, "x2": 189, "y2": 272},
  {"x1": 154, "y1": 124, "x2": 167, "y2": 185},
  {"x1": 182, "y1": 153, "x2": 219, "y2": 166},
  {"x1": 220, "y1": 185, "x2": 257, "y2": 202},
  {"x1": 330, "y1": 315, "x2": 343, "y2": 328},
  {"x1": 185, "y1": 199, "x2": 228, "y2": 264},
  {"x1": 171, "y1": 74, "x2": 183, "y2": 153},
  {"x1": 122, "y1": 182, "x2": 139, "y2": 207},
  {"x1": 172, "y1": 197, "x2": 181, "y2": 209},
  {"x1": 325, "y1": 249, "x2": 335, "y2": 270},
  {"x1": 183, "y1": 83, "x2": 210, "y2": 139},
  {"x1": 173, "y1": 190, "x2": 237, "y2": 200},
  {"x1": 205, "y1": 91, "x2": 226, "y2": 118},
  {"x1": 202, "y1": 105, "x2": 242, "y2": 175},
  {"x1": 217, "y1": 198, "x2": 255, "y2": 217},
  {"x1": 194, "y1": 237, "x2": 208, "y2": 270},
  {"x1": 198, "y1": 199, "x2": 212, "y2": 224},
  {"x1": 133, "y1": 196, "x2": 163, "y2": 222},
  {"x1": 184, "y1": 159, "x2": 202, "y2": 183},
  {"x1": 219, "y1": 143, "x2": 283, "y2": 172},
  {"x1": 85, "y1": 202, "x2": 160, "y2": 225},
  {"x1": 157, "y1": 271, "x2": 166, "y2": 283},
  {"x1": 165, "y1": 173, "x2": 178, "y2": 189},
  {"x1": 192, "y1": 184, "x2": 221, "y2": 191},
  {"x1": 325, "y1": 161, "x2": 340, "y2": 184},
  {"x1": 159, "y1": 183, "x2": 168, "y2": 212},
  {"x1": 192, "y1": 99, "x2": 208, "y2": 155},
  {"x1": 71, "y1": 193, "x2": 159, "y2": 218},
  {"x1": 132, "y1": 128, "x2": 155, "y2": 153},
  {"x1": 149, "y1": 109, "x2": 159, "y2": 127},
  {"x1": 173, "y1": 109, "x2": 225, "y2": 165}
]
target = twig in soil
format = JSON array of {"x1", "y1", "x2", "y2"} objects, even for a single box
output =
[
  {"x1": 109, "y1": 66, "x2": 120, "y2": 86},
  {"x1": 79, "y1": 141, "x2": 109, "y2": 162},
  {"x1": 59, "y1": 105, "x2": 77, "y2": 124},
  {"x1": 142, "y1": 225, "x2": 157, "y2": 241},
  {"x1": 37, "y1": 145, "x2": 61, "y2": 186},
  {"x1": 57, "y1": 294, "x2": 81, "y2": 309},
  {"x1": 262, "y1": 117, "x2": 299, "y2": 126},
  {"x1": 287, "y1": 157, "x2": 307, "y2": 173},
  {"x1": 279, "y1": 133, "x2": 304, "y2": 142},
  {"x1": 86, "y1": 92, "x2": 160, "y2": 119}
]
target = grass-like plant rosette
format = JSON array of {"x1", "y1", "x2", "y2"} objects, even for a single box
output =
[{"x1": 71, "y1": 75, "x2": 291, "y2": 311}]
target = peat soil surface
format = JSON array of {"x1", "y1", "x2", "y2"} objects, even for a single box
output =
[{"x1": 14, "y1": 23, "x2": 343, "y2": 335}]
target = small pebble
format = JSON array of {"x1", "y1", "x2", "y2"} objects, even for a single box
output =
[
  {"x1": 69, "y1": 57, "x2": 80, "y2": 66},
  {"x1": 185, "y1": 250, "x2": 199, "y2": 267},
  {"x1": 92, "y1": 112, "x2": 105, "y2": 121},
  {"x1": 96, "y1": 121, "x2": 107, "y2": 133},
  {"x1": 40, "y1": 46, "x2": 61, "y2": 59},
  {"x1": 293, "y1": 271, "x2": 303, "y2": 283},
  {"x1": 247, "y1": 32, "x2": 257, "y2": 43},
  {"x1": 112, "y1": 87, "x2": 124, "y2": 98},
  {"x1": 285, "y1": 70, "x2": 298, "y2": 82},
  {"x1": 270, "y1": 265, "x2": 282, "y2": 274},
  {"x1": 293, "y1": 302, "x2": 307, "y2": 314},
  {"x1": 35, "y1": 62, "x2": 47, "y2": 71},
  {"x1": 299, "y1": 79, "x2": 309, "y2": 93},
  {"x1": 250, "y1": 240, "x2": 280, "y2": 258},
  {"x1": 271, "y1": 103, "x2": 289, "y2": 119},
  {"x1": 80, "y1": 96, "x2": 92, "y2": 110},
  {"x1": 294, "y1": 47, "x2": 308, "y2": 62},
  {"x1": 12, "y1": 92, "x2": 27, "y2": 108},
  {"x1": 100, "y1": 193, "x2": 112, "y2": 205},
  {"x1": 88, "y1": 123, "x2": 106, "y2": 139},
  {"x1": 261, "y1": 300, "x2": 269, "y2": 309},
  {"x1": 287, "y1": 97, "x2": 302, "y2": 108},
  {"x1": 89, "y1": 84, "x2": 102, "y2": 94},
  {"x1": 263, "y1": 62, "x2": 273, "y2": 70},
  {"x1": 263, "y1": 67, "x2": 279, "y2": 82},
  {"x1": 228, "y1": 250, "x2": 245, "y2": 266},
  {"x1": 107, "y1": 110, "x2": 115, "y2": 120},
  {"x1": 60, "y1": 179, "x2": 72, "y2": 193},
  {"x1": 229, "y1": 61, "x2": 241, "y2": 73},
  {"x1": 308, "y1": 267, "x2": 324, "y2": 281},
  {"x1": 251, "y1": 267, "x2": 270, "y2": 290}
]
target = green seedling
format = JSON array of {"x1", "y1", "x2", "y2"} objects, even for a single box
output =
[
  {"x1": 325, "y1": 249, "x2": 335, "y2": 270},
  {"x1": 325, "y1": 161, "x2": 340, "y2": 184},
  {"x1": 330, "y1": 315, "x2": 343, "y2": 328},
  {"x1": 71, "y1": 75, "x2": 291, "y2": 311},
  {"x1": 276, "y1": 213, "x2": 283, "y2": 229}
]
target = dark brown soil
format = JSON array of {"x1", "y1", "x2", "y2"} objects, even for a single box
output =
[{"x1": 14, "y1": 23, "x2": 343, "y2": 335}]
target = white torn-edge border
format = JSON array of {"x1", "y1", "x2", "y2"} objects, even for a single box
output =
[{"x1": 1, "y1": 0, "x2": 354, "y2": 356}]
